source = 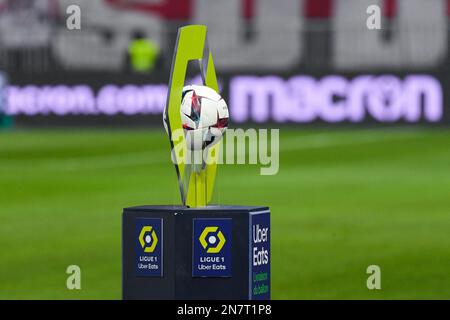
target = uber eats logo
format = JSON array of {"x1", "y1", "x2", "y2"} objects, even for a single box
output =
[
  {"x1": 139, "y1": 226, "x2": 158, "y2": 253},
  {"x1": 193, "y1": 219, "x2": 232, "y2": 277},
  {"x1": 199, "y1": 226, "x2": 226, "y2": 253}
]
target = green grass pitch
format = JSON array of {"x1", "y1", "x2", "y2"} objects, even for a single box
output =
[{"x1": 0, "y1": 127, "x2": 449, "y2": 299}]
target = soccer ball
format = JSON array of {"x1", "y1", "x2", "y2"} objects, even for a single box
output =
[{"x1": 164, "y1": 85, "x2": 229, "y2": 151}]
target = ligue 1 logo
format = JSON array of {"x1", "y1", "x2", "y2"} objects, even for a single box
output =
[
  {"x1": 138, "y1": 226, "x2": 158, "y2": 253},
  {"x1": 134, "y1": 218, "x2": 163, "y2": 277},
  {"x1": 193, "y1": 219, "x2": 232, "y2": 277},
  {"x1": 199, "y1": 226, "x2": 226, "y2": 254}
]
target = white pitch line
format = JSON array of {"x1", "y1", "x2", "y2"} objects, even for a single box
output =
[
  {"x1": 280, "y1": 130, "x2": 423, "y2": 151},
  {"x1": 1, "y1": 150, "x2": 169, "y2": 172},
  {"x1": 1, "y1": 130, "x2": 424, "y2": 172}
]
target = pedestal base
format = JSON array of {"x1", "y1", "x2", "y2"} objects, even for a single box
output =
[{"x1": 122, "y1": 205, "x2": 270, "y2": 300}]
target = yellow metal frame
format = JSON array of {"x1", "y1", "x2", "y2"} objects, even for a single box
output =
[{"x1": 164, "y1": 25, "x2": 221, "y2": 207}]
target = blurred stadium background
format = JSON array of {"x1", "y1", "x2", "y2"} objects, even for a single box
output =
[{"x1": 0, "y1": 0, "x2": 449, "y2": 299}]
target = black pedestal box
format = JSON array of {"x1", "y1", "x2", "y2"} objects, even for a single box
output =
[{"x1": 122, "y1": 205, "x2": 270, "y2": 300}]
